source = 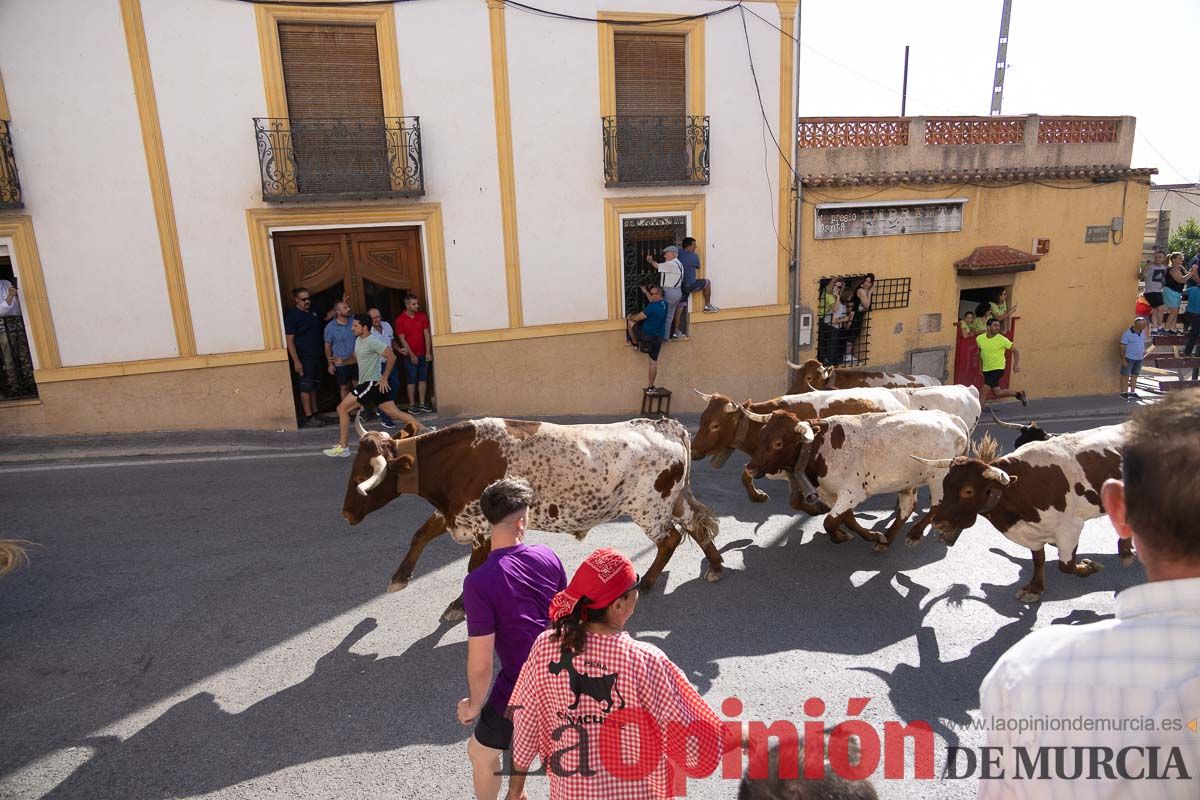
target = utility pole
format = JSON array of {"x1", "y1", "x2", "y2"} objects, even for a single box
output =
[
  {"x1": 989, "y1": 0, "x2": 1012, "y2": 115},
  {"x1": 901, "y1": 45, "x2": 910, "y2": 116}
]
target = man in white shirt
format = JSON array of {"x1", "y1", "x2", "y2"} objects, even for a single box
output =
[
  {"x1": 977, "y1": 390, "x2": 1200, "y2": 799},
  {"x1": 0, "y1": 278, "x2": 27, "y2": 393},
  {"x1": 0, "y1": 279, "x2": 20, "y2": 317},
  {"x1": 368, "y1": 307, "x2": 401, "y2": 430},
  {"x1": 645, "y1": 245, "x2": 685, "y2": 340}
]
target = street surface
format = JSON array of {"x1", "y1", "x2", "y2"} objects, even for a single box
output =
[{"x1": 0, "y1": 411, "x2": 1141, "y2": 799}]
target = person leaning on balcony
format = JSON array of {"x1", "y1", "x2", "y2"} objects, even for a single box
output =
[
  {"x1": 671, "y1": 236, "x2": 719, "y2": 336},
  {"x1": 987, "y1": 287, "x2": 1016, "y2": 335},
  {"x1": 958, "y1": 310, "x2": 985, "y2": 338},
  {"x1": 977, "y1": 391, "x2": 1200, "y2": 800},
  {"x1": 645, "y1": 245, "x2": 686, "y2": 340}
]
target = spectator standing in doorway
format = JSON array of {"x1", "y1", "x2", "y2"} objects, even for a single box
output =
[
  {"x1": 841, "y1": 273, "x2": 874, "y2": 364},
  {"x1": 818, "y1": 278, "x2": 844, "y2": 366},
  {"x1": 395, "y1": 293, "x2": 434, "y2": 414},
  {"x1": 977, "y1": 391, "x2": 1200, "y2": 800},
  {"x1": 1162, "y1": 252, "x2": 1197, "y2": 334},
  {"x1": 368, "y1": 307, "x2": 402, "y2": 429},
  {"x1": 457, "y1": 478, "x2": 566, "y2": 800},
  {"x1": 323, "y1": 301, "x2": 358, "y2": 399},
  {"x1": 987, "y1": 288, "x2": 1017, "y2": 335},
  {"x1": 626, "y1": 285, "x2": 669, "y2": 392},
  {"x1": 284, "y1": 287, "x2": 327, "y2": 428},
  {"x1": 322, "y1": 314, "x2": 420, "y2": 458},
  {"x1": 1119, "y1": 317, "x2": 1149, "y2": 399},
  {"x1": 959, "y1": 310, "x2": 985, "y2": 338},
  {"x1": 645, "y1": 246, "x2": 685, "y2": 340},
  {"x1": 977, "y1": 318, "x2": 1027, "y2": 406},
  {"x1": 1142, "y1": 249, "x2": 1168, "y2": 333},
  {"x1": 672, "y1": 236, "x2": 718, "y2": 336}
]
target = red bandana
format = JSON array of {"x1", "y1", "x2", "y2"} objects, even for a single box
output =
[{"x1": 549, "y1": 548, "x2": 639, "y2": 622}]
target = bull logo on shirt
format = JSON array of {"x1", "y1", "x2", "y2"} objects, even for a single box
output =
[{"x1": 548, "y1": 650, "x2": 625, "y2": 713}]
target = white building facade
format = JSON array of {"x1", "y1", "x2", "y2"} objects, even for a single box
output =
[{"x1": 0, "y1": 0, "x2": 799, "y2": 434}]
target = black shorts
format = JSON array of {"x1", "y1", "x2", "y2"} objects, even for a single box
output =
[
  {"x1": 1144, "y1": 291, "x2": 1165, "y2": 309},
  {"x1": 473, "y1": 702, "x2": 513, "y2": 750},
  {"x1": 982, "y1": 369, "x2": 1005, "y2": 388},
  {"x1": 298, "y1": 353, "x2": 322, "y2": 393},
  {"x1": 352, "y1": 381, "x2": 390, "y2": 406},
  {"x1": 639, "y1": 334, "x2": 663, "y2": 361}
]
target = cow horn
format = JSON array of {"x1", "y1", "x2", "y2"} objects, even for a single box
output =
[
  {"x1": 356, "y1": 455, "x2": 388, "y2": 496},
  {"x1": 794, "y1": 421, "x2": 816, "y2": 442},
  {"x1": 982, "y1": 465, "x2": 1014, "y2": 486},
  {"x1": 786, "y1": 360, "x2": 804, "y2": 370},
  {"x1": 354, "y1": 412, "x2": 368, "y2": 439},
  {"x1": 910, "y1": 455, "x2": 955, "y2": 468},
  {"x1": 988, "y1": 409, "x2": 1023, "y2": 429},
  {"x1": 693, "y1": 388, "x2": 714, "y2": 402},
  {"x1": 738, "y1": 405, "x2": 772, "y2": 424}
]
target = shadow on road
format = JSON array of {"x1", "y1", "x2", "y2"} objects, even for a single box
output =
[{"x1": 42, "y1": 618, "x2": 466, "y2": 800}]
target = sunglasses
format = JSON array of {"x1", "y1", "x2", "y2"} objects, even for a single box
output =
[{"x1": 298, "y1": 297, "x2": 311, "y2": 302}]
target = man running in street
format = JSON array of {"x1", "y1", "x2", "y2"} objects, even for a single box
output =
[
  {"x1": 977, "y1": 317, "x2": 1027, "y2": 407},
  {"x1": 322, "y1": 314, "x2": 421, "y2": 458}
]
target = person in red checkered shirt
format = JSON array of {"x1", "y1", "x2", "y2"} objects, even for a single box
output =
[{"x1": 504, "y1": 548, "x2": 730, "y2": 800}]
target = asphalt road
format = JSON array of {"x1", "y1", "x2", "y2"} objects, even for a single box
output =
[{"x1": 0, "y1": 412, "x2": 1142, "y2": 800}]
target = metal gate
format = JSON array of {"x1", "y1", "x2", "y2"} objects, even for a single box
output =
[{"x1": 621, "y1": 215, "x2": 686, "y2": 316}]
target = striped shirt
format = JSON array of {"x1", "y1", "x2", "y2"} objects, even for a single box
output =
[{"x1": 979, "y1": 577, "x2": 1200, "y2": 799}]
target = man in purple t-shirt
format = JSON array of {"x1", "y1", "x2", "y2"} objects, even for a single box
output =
[{"x1": 457, "y1": 478, "x2": 566, "y2": 800}]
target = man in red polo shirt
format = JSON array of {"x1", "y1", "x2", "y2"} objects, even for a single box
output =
[{"x1": 394, "y1": 292, "x2": 434, "y2": 414}]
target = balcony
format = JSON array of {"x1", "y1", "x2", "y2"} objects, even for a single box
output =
[
  {"x1": 602, "y1": 115, "x2": 709, "y2": 188},
  {"x1": 253, "y1": 116, "x2": 424, "y2": 203},
  {"x1": 0, "y1": 120, "x2": 23, "y2": 210}
]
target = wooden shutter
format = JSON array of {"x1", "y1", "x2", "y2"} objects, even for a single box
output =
[
  {"x1": 276, "y1": 22, "x2": 388, "y2": 195},
  {"x1": 614, "y1": 33, "x2": 686, "y2": 116},
  {"x1": 278, "y1": 23, "x2": 385, "y2": 119}
]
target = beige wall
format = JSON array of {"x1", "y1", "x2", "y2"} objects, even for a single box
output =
[
  {"x1": 435, "y1": 315, "x2": 788, "y2": 418},
  {"x1": 0, "y1": 361, "x2": 295, "y2": 436},
  {"x1": 798, "y1": 179, "x2": 1151, "y2": 399}
]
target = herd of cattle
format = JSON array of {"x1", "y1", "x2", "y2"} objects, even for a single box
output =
[{"x1": 338, "y1": 358, "x2": 1129, "y2": 619}]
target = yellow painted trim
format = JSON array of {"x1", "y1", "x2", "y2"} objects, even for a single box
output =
[
  {"x1": 485, "y1": 0, "x2": 523, "y2": 328},
  {"x1": 0, "y1": 68, "x2": 9, "y2": 119},
  {"x1": 602, "y1": 194, "x2": 706, "y2": 320},
  {"x1": 596, "y1": 12, "x2": 705, "y2": 118},
  {"x1": 0, "y1": 216, "x2": 59, "y2": 370},
  {"x1": 775, "y1": 1, "x2": 797, "y2": 305},
  {"x1": 432, "y1": 304, "x2": 788, "y2": 348},
  {"x1": 254, "y1": 2, "x2": 404, "y2": 120},
  {"x1": 244, "y1": 203, "x2": 452, "y2": 347},
  {"x1": 0, "y1": 398, "x2": 42, "y2": 409},
  {"x1": 120, "y1": 0, "x2": 196, "y2": 358},
  {"x1": 34, "y1": 349, "x2": 288, "y2": 384}
]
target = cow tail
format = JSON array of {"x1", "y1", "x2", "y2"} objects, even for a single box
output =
[{"x1": 671, "y1": 421, "x2": 719, "y2": 547}]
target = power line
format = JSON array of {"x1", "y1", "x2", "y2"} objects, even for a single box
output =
[
  {"x1": 499, "y1": 0, "x2": 743, "y2": 25},
  {"x1": 1139, "y1": 134, "x2": 1195, "y2": 185}
]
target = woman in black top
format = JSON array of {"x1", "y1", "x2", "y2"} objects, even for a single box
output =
[{"x1": 841, "y1": 273, "x2": 875, "y2": 365}]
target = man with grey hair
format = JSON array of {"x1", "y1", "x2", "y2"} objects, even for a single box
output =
[
  {"x1": 646, "y1": 245, "x2": 686, "y2": 340},
  {"x1": 457, "y1": 478, "x2": 566, "y2": 800}
]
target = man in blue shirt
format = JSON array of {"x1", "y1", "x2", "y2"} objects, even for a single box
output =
[
  {"x1": 673, "y1": 237, "x2": 719, "y2": 336},
  {"x1": 323, "y1": 301, "x2": 358, "y2": 398},
  {"x1": 625, "y1": 285, "x2": 669, "y2": 391},
  {"x1": 1119, "y1": 316, "x2": 1149, "y2": 399}
]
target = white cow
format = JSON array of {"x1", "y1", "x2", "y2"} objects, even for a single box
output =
[{"x1": 889, "y1": 384, "x2": 982, "y2": 430}]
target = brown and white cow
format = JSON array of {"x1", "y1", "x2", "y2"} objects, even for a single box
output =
[
  {"x1": 746, "y1": 409, "x2": 970, "y2": 550},
  {"x1": 340, "y1": 416, "x2": 721, "y2": 619},
  {"x1": 926, "y1": 425, "x2": 1131, "y2": 603},
  {"x1": 787, "y1": 358, "x2": 940, "y2": 394},
  {"x1": 689, "y1": 387, "x2": 904, "y2": 504}
]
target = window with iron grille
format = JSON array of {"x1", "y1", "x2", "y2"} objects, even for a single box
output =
[
  {"x1": 815, "y1": 275, "x2": 911, "y2": 366},
  {"x1": 621, "y1": 216, "x2": 687, "y2": 316}
]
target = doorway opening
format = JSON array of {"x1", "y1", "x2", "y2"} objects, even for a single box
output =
[
  {"x1": 273, "y1": 226, "x2": 434, "y2": 419},
  {"x1": 0, "y1": 253, "x2": 37, "y2": 402},
  {"x1": 954, "y1": 284, "x2": 1017, "y2": 388}
]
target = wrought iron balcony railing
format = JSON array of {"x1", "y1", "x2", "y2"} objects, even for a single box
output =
[
  {"x1": 0, "y1": 120, "x2": 23, "y2": 210},
  {"x1": 602, "y1": 115, "x2": 709, "y2": 187},
  {"x1": 253, "y1": 116, "x2": 424, "y2": 202}
]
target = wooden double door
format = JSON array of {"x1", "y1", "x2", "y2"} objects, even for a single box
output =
[{"x1": 274, "y1": 226, "x2": 430, "y2": 413}]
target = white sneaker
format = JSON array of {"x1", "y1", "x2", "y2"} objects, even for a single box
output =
[
  {"x1": 323, "y1": 444, "x2": 351, "y2": 457},
  {"x1": 670, "y1": 332, "x2": 688, "y2": 341},
  {"x1": 703, "y1": 304, "x2": 720, "y2": 313}
]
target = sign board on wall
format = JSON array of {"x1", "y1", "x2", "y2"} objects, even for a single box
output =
[
  {"x1": 1085, "y1": 226, "x2": 1109, "y2": 244},
  {"x1": 814, "y1": 199, "x2": 967, "y2": 240}
]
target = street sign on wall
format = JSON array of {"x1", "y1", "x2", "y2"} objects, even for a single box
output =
[{"x1": 814, "y1": 199, "x2": 967, "y2": 239}]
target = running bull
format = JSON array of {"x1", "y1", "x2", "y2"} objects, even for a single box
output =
[
  {"x1": 787, "y1": 358, "x2": 941, "y2": 393},
  {"x1": 340, "y1": 416, "x2": 721, "y2": 619}
]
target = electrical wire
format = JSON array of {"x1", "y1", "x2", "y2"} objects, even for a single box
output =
[
  {"x1": 500, "y1": 0, "x2": 743, "y2": 25},
  {"x1": 1139, "y1": 134, "x2": 1195, "y2": 185}
]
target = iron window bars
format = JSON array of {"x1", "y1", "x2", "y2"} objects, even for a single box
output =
[
  {"x1": 815, "y1": 276, "x2": 911, "y2": 367},
  {"x1": 0, "y1": 120, "x2": 22, "y2": 209}
]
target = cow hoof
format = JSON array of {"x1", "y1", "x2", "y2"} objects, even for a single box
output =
[
  {"x1": 1079, "y1": 558, "x2": 1103, "y2": 576},
  {"x1": 704, "y1": 565, "x2": 723, "y2": 583},
  {"x1": 1120, "y1": 554, "x2": 1136, "y2": 567},
  {"x1": 871, "y1": 542, "x2": 889, "y2": 554},
  {"x1": 441, "y1": 604, "x2": 466, "y2": 623},
  {"x1": 904, "y1": 536, "x2": 921, "y2": 548},
  {"x1": 1015, "y1": 588, "x2": 1043, "y2": 603},
  {"x1": 387, "y1": 578, "x2": 409, "y2": 593},
  {"x1": 749, "y1": 492, "x2": 769, "y2": 504}
]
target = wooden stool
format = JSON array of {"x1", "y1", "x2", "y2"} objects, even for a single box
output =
[{"x1": 641, "y1": 387, "x2": 672, "y2": 419}]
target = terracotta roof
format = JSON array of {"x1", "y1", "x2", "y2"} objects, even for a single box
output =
[
  {"x1": 955, "y1": 246, "x2": 1040, "y2": 275},
  {"x1": 802, "y1": 165, "x2": 1157, "y2": 187}
]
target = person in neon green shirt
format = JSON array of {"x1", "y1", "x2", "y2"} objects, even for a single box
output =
[
  {"x1": 976, "y1": 317, "x2": 1026, "y2": 406},
  {"x1": 959, "y1": 310, "x2": 986, "y2": 338}
]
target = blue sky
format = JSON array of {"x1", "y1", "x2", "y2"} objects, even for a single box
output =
[{"x1": 788, "y1": 0, "x2": 1198, "y2": 183}]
